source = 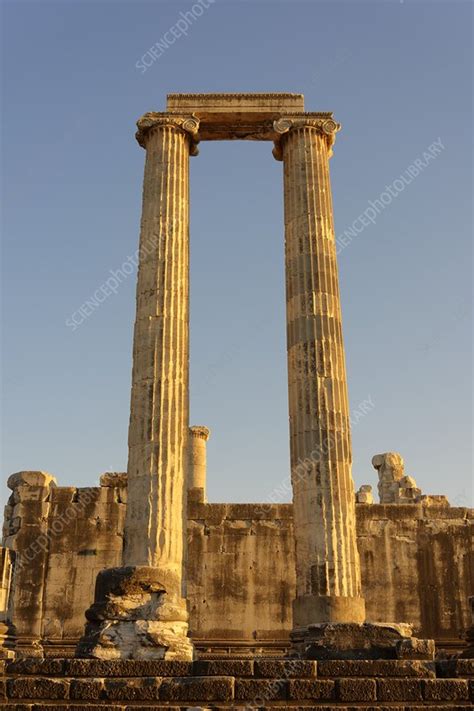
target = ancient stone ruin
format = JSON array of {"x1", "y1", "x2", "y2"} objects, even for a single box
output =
[{"x1": 0, "y1": 93, "x2": 472, "y2": 708}]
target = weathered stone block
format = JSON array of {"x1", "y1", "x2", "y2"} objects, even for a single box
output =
[
  {"x1": 100, "y1": 472, "x2": 127, "y2": 488},
  {"x1": 419, "y1": 494, "x2": 450, "y2": 506},
  {"x1": 372, "y1": 503, "x2": 424, "y2": 520},
  {"x1": 235, "y1": 677, "x2": 286, "y2": 701},
  {"x1": 396, "y1": 637, "x2": 435, "y2": 659},
  {"x1": 12, "y1": 488, "x2": 45, "y2": 505},
  {"x1": 287, "y1": 678, "x2": 335, "y2": 700},
  {"x1": 65, "y1": 658, "x2": 192, "y2": 677},
  {"x1": 69, "y1": 678, "x2": 104, "y2": 700},
  {"x1": 188, "y1": 487, "x2": 205, "y2": 504},
  {"x1": 423, "y1": 679, "x2": 469, "y2": 701},
  {"x1": 159, "y1": 676, "x2": 234, "y2": 701},
  {"x1": 97, "y1": 486, "x2": 121, "y2": 504},
  {"x1": 7, "y1": 472, "x2": 56, "y2": 491},
  {"x1": 254, "y1": 659, "x2": 316, "y2": 678},
  {"x1": 196, "y1": 504, "x2": 227, "y2": 525},
  {"x1": 6, "y1": 659, "x2": 65, "y2": 675},
  {"x1": 193, "y1": 659, "x2": 253, "y2": 676},
  {"x1": 50, "y1": 488, "x2": 76, "y2": 505},
  {"x1": 186, "y1": 500, "x2": 208, "y2": 520},
  {"x1": 423, "y1": 505, "x2": 469, "y2": 519},
  {"x1": 356, "y1": 485, "x2": 374, "y2": 504},
  {"x1": 377, "y1": 678, "x2": 423, "y2": 701},
  {"x1": 295, "y1": 622, "x2": 422, "y2": 660},
  {"x1": 317, "y1": 659, "x2": 435, "y2": 677},
  {"x1": 227, "y1": 504, "x2": 280, "y2": 520},
  {"x1": 7, "y1": 677, "x2": 69, "y2": 699},
  {"x1": 336, "y1": 677, "x2": 377, "y2": 701},
  {"x1": 11, "y1": 503, "x2": 50, "y2": 525},
  {"x1": 104, "y1": 677, "x2": 161, "y2": 700}
]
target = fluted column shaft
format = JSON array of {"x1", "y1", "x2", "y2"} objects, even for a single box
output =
[
  {"x1": 188, "y1": 426, "x2": 210, "y2": 500},
  {"x1": 124, "y1": 117, "x2": 197, "y2": 597},
  {"x1": 278, "y1": 121, "x2": 365, "y2": 626}
]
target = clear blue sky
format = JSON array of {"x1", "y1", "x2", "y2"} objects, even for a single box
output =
[{"x1": 1, "y1": 0, "x2": 472, "y2": 511}]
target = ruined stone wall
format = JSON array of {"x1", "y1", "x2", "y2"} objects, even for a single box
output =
[
  {"x1": 1, "y1": 474, "x2": 472, "y2": 654},
  {"x1": 187, "y1": 500, "x2": 473, "y2": 650},
  {"x1": 356, "y1": 503, "x2": 472, "y2": 644},
  {"x1": 2, "y1": 473, "x2": 125, "y2": 656},
  {"x1": 40, "y1": 479, "x2": 126, "y2": 651},
  {"x1": 187, "y1": 502, "x2": 295, "y2": 650}
]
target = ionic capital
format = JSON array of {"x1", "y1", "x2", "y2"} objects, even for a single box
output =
[
  {"x1": 136, "y1": 112, "x2": 200, "y2": 155},
  {"x1": 272, "y1": 116, "x2": 341, "y2": 160},
  {"x1": 189, "y1": 425, "x2": 211, "y2": 442}
]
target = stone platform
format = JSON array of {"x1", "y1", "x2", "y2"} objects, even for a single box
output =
[{"x1": 1, "y1": 657, "x2": 472, "y2": 709}]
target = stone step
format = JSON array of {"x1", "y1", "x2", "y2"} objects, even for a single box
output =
[
  {"x1": 1, "y1": 675, "x2": 472, "y2": 706},
  {"x1": 7, "y1": 657, "x2": 473, "y2": 678},
  {"x1": 0, "y1": 701, "x2": 473, "y2": 711},
  {"x1": 2, "y1": 704, "x2": 474, "y2": 710},
  {"x1": 2, "y1": 658, "x2": 472, "y2": 708}
]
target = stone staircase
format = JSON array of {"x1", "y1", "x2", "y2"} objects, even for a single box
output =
[{"x1": 1, "y1": 657, "x2": 473, "y2": 709}]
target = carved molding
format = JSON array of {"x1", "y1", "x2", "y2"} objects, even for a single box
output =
[
  {"x1": 136, "y1": 113, "x2": 200, "y2": 153},
  {"x1": 167, "y1": 92, "x2": 303, "y2": 100},
  {"x1": 272, "y1": 116, "x2": 341, "y2": 161}
]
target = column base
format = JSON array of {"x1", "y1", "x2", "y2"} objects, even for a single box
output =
[
  {"x1": 290, "y1": 621, "x2": 435, "y2": 660},
  {"x1": 293, "y1": 594, "x2": 366, "y2": 627},
  {"x1": 76, "y1": 566, "x2": 194, "y2": 661}
]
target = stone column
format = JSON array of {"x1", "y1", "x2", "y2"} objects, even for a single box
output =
[
  {"x1": 188, "y1": 426, "x2": 210, "y2": 502},
  {"x1": 124, "y1": 114, "x2": 199, "y2": 578},
  {"x1": 77, "y1": 113, "x2": 199, "y2": 661},
  {"x1": 274, "y1": 117, "x2": 365, "y2": 632},
  {"x1": 2, "y1": 471, "x2": 57, "y2": 658}
]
